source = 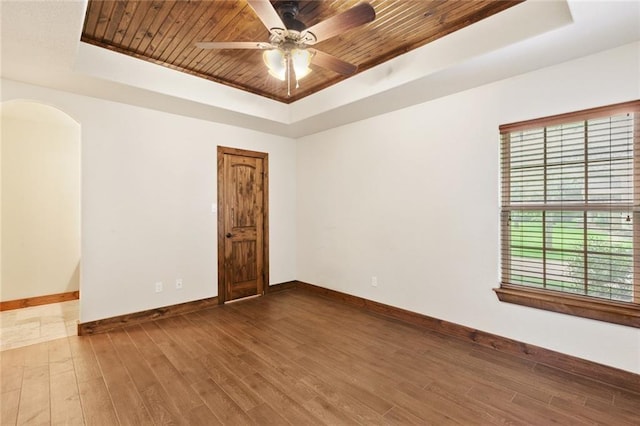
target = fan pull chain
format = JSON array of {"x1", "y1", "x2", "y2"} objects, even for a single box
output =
[{"x1": 287, "y1": 54, "x2": 291, "y2": 97}]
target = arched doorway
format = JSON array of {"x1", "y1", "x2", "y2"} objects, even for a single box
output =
[{"x1": 0, "y1": 100, "x2": 81, "y2": 349}]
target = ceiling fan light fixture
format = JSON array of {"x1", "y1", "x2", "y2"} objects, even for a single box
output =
[
  {"x1": 263, "y1": 47, "x2": 312, "y2": 82},
  {"x1": 291, "y1": 48, "x2": 312, "y2": 80},
  {"x1": 263, "y1": 49, "x2": 286, "y2": 81}
]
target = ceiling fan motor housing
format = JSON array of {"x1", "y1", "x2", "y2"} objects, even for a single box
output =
[{"x1": 276, "y1": 1, "x2": 307, "y2": 32}]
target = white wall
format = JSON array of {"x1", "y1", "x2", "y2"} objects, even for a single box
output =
[
  {"x1": 1, "y1": 101, "x2": 81, "y2": 301},
  {"x1": 296, "y1": 42, "x2": 640, "y2": 374},
  {"x1": 1, "y1": 81, "x2": 297, "y2": 323}
]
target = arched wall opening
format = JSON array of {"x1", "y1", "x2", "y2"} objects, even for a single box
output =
[{"x1": 1, "y1": 100, "x2": 81, "y2": 305}]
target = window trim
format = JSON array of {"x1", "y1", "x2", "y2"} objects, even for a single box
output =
[
  {"x1": 494, "y1": 284, "x2": 640, "y2": 328},
  {"x1": 499, "y1": 100, "x2": 640, "y2": 133},
  {"x1": 496, "y1": 100, "x2": 640, "y2": 328}
]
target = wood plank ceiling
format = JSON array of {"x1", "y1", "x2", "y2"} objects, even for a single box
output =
[{"x1": 82, "y1": 0, "x2": 523, "y2": 104}]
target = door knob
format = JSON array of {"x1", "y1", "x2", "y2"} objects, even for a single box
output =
[{"x1": 226, "y1": 233, "x2": 233, "y2": 238}]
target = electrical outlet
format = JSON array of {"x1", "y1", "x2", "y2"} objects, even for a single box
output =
[
  {"x1": 155, "y1": 281, "x2": 163, "y2": 293},
  {"x1": 371, "y1": 276, "x2": 378, "y2": 287},
  {"x1": 176, "y1": 279, "x2": 183, "y2": 290}
]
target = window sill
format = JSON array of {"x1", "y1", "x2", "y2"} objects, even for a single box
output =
[{"x1": 494, "y1": 284, "x2": 640, "y2": 328}]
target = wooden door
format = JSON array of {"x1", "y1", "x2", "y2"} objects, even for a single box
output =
[{"x1": 217, "y1": 147, "x2": 268, "y2": 303}]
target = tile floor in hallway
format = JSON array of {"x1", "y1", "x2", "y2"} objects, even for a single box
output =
[{"x1": 0, "y1": 300, "x2": 78, "y2": 351}]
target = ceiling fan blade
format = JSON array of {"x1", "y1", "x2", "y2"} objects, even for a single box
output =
[
  {"x1": 247, "y1": 0, "x2": 286, "y2": 32},
  {"x1": 304, "y1": 2, "x2": 375, "y2": 44},
  {"x1": 310, "y1": 49, "x2": 358, "y2": 75},
  {"x1": 196, "y1": 41, "x2": 272, "y2": 50}
]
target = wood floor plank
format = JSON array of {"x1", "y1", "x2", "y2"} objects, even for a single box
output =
[
  {"x1": 137, "y1": 382, "x2": 183, "y2": 425},
  {"x1": 426, "y1": 380, "x2": 522, "y2": 425},
  {"x1": 298, "y1": 371, "x2": 387, "y2": 425},
  {"x1": 4, "y1": 289, "x2": 639, "y2": 425},
  {"x1": 76, "y1": 377, "x2": 119, "y2": 426},
  {"x1": 1, "y1": 389, "x2": 21, "y2": 425},
  {"x1": 184, "y1": 403, "x2": 224, "y2": 425},
  {"x1": 246, "y1": 402, "x2": 292, "y2": 425},
  {"x1": 385, "y1": 330, "x2": 559, "y2": 411},
  {"x1": 295, "y1": 338, "x2": 419, "y2": 413},
  {"x1": 585, "y1": 396, "x2": 640, "y2": 424},
  {"x1": 146, "y1": 353, "x2": 204, "y2": 411},
  {"x1": 16, "y1": 365, "x2": 50, "y2": 425},
  {"x1": 90, "y1": 332, "x2": 154, "y2": 426},
  {"x1": 182, "y1": 313, "x2": 260, "y2": 387},
  {"x1": 383, "y1": 405, "x2": 431, "y2": 425},
  {"x1": 175, "y1": 313, "x2": 262, "y2": 385},
  {"x1": 293, "y1": 355, "x2": 394, "y2": 415},
  {"x1": 22, "y1": 341, "x2": 48, "y2": 367},
  {"x1": 198, "y1": 351, "x2": 249, "y2": 385},
  {"x1": 1, "y1": 345, "x2": 28, "y2": 369},
  {"x1": 68, "y1": 336, "x2": 103, "y2": 383},
  {"x1": 237, "y1": 350, "x2": 321, "y2": 407},
  {"x1": 191, "y1": 377, "x2": 254, "y2": 425},
  {"x1": 550, "y1": 394, "x2": 638, "y2": 426},
  {"x1": 239, "y1": 372, "x2": 325, "y2": 425},
  {"x1": 197, "y1": 310, "x2": 322, "y2": 407},
  {"x1": 48, "y1": 340, "x2": 82, "y2": 425},
  {"x1": 614, "y1": 388, "x2": 640, "y2": 412},
  {"x1": 108, "y1": 328, "x2": 187, "y2": 424},
  {"x1": 108, "y1": 329, "x2": 157, "y2": 391},
  {"x1": 532, "y1": 363, "x2": 617, "y2": 404},
  {"x1": 390, "y1": 348, "x2": 476, "y2": 393},
  {"x1": 217, "y1": 373, "x2": 264, "y2": 412},
  {"x1": 300, "y1": 342, "x2": 405, "y2": 395},
  {"x1": 452, "y1": 346, "x2": 591, "y2": 406},
  {"x1": 48, "y1": 337, "x2": 77, "y2": 382},
  {"x1": 48, "y1": 337, "x2": 72, "y2": 361},
  {"x1": 0, "y1": 362, "x2": 24, "y2": 393},
  {"x1": 187, "y1": 310, "x2": 251, "y2": 356},
  {"x1": 303, "y1": 395, "x2": 361, "y2": 425},
  {"x1": 311, "y1": 335, "x2": 430, "y2": 388},
  {"x1": 123, "y1": 324, "x2": 162, "y2": 360},
  {"x1": 156, "y1": 315, "x2": 210, "y2": 359},
  {"x1": 50, "y1": 368, "x2": 84, "y2": 425},
  {"x1": 139, "y1": 321, "x2": 210, "y2": 386},
  {"x1": 394, "y1": 380, "x2": 482, "y2": 424},
  {"x1": 418, "y1": 345, "x2": 535, "y2": 404},
  {"x1": 512, "y1": 393, "x2": 592, "y2": 425}
]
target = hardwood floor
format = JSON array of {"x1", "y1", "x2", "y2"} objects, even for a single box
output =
[{"x1": 2, "y1": 289, "x2": 638, "y2": 425}]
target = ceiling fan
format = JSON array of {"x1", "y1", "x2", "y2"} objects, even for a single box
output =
[{"x1": 196, "y1": 0, "x2": 376, "y2": 96}]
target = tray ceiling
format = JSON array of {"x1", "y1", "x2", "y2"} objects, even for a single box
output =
[{"x1": 81, "y1": 0, "x2": 522, "y2": 103}]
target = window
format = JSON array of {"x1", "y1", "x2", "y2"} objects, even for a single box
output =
[{"x1": 496, "y1": 101, "x2": 640, "y2": 328}]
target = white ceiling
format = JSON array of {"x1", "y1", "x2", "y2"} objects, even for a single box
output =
[{"x1": 1, "y1": 0, "x2": 639, "y2": 138}]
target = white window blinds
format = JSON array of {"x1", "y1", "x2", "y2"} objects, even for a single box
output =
[{"x1": 500, "y1": 101, "x2": 640, "y2": 303}]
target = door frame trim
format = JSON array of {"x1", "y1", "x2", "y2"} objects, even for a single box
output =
[{"x1": 217, "y1": 146, "x2": 269, "y2": 304}]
